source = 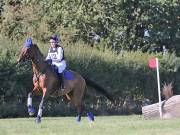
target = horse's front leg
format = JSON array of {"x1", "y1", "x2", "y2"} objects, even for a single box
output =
[
  {"x1": 27, "y1": 92, "x2": 36, "y2": 116},
  {"x1": 27, "y1": 79, "x2": 39, "y2": 116},
  {"x1": 36, "y1": 88, "x2": 48, "y2": 123}
]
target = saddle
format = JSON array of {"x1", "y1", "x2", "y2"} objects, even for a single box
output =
[{"x1": 50, "y1": 65, "x2": 74, "y2": 88}]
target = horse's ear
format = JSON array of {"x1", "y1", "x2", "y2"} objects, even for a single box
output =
[{"x1": 24, "y1": 37, "x2": 33, "y2": 48}]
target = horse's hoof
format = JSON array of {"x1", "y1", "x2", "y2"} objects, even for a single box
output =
[
  {"x1": 87, "y1": 112, "x2": 94, "y2": 121},
  {"x1": 76, "y1": 115, "x2": 81, "y2": 122},
  {"x1": 35, "y1": 116, "x2": 41, "y2": 124},
  {"x1": 28, "y1": 106, "x2": 35, "y2": 116}
]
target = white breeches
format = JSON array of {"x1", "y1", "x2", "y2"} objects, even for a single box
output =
[{"x1": 52, "y1": 60, "x2": 66, "y2": 73}]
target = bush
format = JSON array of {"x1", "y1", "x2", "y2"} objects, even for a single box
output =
[{"x1": 0, "y1": 39, "x2": 180, "y2": 117}]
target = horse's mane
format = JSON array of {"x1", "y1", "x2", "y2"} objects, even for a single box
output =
[
  {"x1": 32, "y1": 44, "x2": 56, "y2": 75},
  {"x1": 33, "y1": 44, "x2": 45, "y2": 60}
]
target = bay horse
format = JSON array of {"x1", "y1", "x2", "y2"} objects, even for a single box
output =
[{"x1": 17, "y1": 39, "x2": 113, "y2": 123}]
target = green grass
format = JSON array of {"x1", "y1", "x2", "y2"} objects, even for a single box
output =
[{"x1": 0, "y1": 116, "x2": 180, "y2": 135}]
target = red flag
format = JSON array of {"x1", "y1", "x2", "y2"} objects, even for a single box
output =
[{"x1": 149, "y1": 58, "x2": 157, "y2": 69}]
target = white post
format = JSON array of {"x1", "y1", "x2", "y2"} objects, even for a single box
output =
[{"x1": 156, "y1": 58, "x2": 162, "y2": 118}]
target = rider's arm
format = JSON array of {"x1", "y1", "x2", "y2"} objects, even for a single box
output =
[
  {"x1": 53, "y1": 47, "x2": 63, "y2": 62},
  {"x1": 46, "y1": 49, "x2": 51, "y2": 60},
  {"x1": 45, "y1": 49, "x2": 52, "y2": 65}
]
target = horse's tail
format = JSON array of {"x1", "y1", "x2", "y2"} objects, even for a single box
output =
[{"x1": 84, "y1": 76, "x2": 114, "y2": 103}]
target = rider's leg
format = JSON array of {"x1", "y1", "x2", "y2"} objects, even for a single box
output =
[
  {"x1": 57, "y1": 63, "x2": 66, "y2": 89},
  {"x1": 58, "y1": 73, "x2": 64, "y2": 89}
]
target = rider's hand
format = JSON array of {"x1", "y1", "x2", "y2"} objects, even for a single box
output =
[{"x1": 46, "y1": 59, "x2": 52, "y2": 65}]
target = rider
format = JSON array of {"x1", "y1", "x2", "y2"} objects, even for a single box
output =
[{"x1": 46, "y1": 34, "x2": 66, "y2": 90}]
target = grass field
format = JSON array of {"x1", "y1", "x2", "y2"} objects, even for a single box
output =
[{"x1": 0, "y1": 115, "x2": 180, "y2": 135}]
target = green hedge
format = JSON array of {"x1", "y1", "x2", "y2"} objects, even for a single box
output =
[{"x1": 0, "y1": 39, "x2": 180, "y2": 117}]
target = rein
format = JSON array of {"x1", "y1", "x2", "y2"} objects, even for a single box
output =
[
  {"x1": 31, "y1": 45, "x2": 48, "y2": 84},
  {"x1": 31, "y1": 45, "x2": 48, "y2": 74},
  {"x1": 31, "y1": 45, "x2": 57, "y2": 83},
  {"x1": 33, "y1": 72, "x2": 44, "y2": 86}
]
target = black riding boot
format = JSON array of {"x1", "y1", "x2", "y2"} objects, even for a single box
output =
[{"x1": 58, "y1": 73, "x2": 65, "y2": 90}]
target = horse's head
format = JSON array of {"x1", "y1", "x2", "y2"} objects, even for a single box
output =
[{"x1": 17, "y1": 38, "x2": 34, "y2": 63}]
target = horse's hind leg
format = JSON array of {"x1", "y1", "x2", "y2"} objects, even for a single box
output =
[
  {"x1": 76, "y1": 102, "x2": 84, "y2": 122},
  {"x1": 67, "y1": 91, "x2": 84, "y2": 122},
  {"x1": 69, "y1": 93, "x2": 94, "y2": 122}
]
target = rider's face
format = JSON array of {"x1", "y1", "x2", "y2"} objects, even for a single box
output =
[{"x1": 50, "y1": 39, "x2": 57, "y2": 48}]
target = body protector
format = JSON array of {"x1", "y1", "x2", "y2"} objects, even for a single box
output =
[{"x1": 46, "y1": 45, "x2": 66, "y2": 73}]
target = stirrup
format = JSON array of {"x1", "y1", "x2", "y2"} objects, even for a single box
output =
[{"x1": 60, "y1": 85, "x2": 66, "y2": 91}]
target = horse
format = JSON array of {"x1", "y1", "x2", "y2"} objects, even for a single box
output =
[{"x1": 17, "y1": 41, "x2": 113, "y2": 123}]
